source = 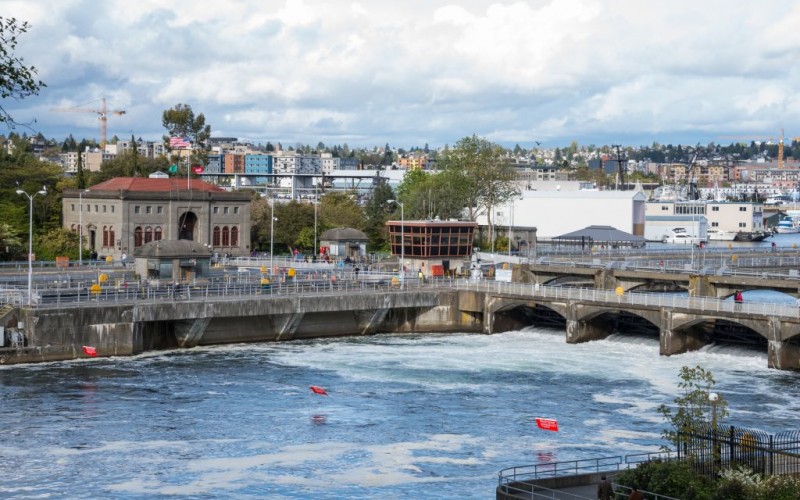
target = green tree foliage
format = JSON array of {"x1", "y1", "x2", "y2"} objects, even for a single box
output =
[
  {"x1": 364, "y1": 181, "x2": 395, "y2": 250},
  {"x1": 319, "y1": 191, "x2": 366, "y2": 231},
  {"x1": 88, "y1": 148, "x2": 169, "y2": 184},
  {"x1": 0, "y1": 143, "x2": 62, "y2": 260},
  {"x1": 435, "y1": 135, "x2": 519, "y2": 222},
  {"x1": 658, "y1": 365, "x2": 729, "y2": 451},
  {"x1": 613, "y1": 459, "x2": 713, "y2": 499},
  {"x1": 0, "y1": 222, "x2": 23, "y2": 259},
  {"x1": 394, "y1": 167, "x2": 468, "y2": 221},
  {"x1": 161, "y1": 103, "x2": 211, "y2": 168},
  {"x1": 76, "y1": 149, "x2": 86, "y2": 189},
  {"x1": 250, "y1": 197, "x2": 316, "y2": 253},
  {"x1": 35, "y1": 227, "x2": 78, "y2": 261},
  {"x1": 0, "y1": 17, "x2": 45, "y2": 128}
]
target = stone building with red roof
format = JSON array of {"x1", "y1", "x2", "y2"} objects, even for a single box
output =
[{"x1": 62, "y1": 177, "x2": 252, "y2": 260}]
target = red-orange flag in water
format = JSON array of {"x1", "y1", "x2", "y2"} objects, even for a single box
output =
[
  {"x1": 536, "y1": 418, "x2": 559, "y2": 432},
  {"x1": 82, "y1": 346, "x2": 98, "y2": 357},
  {"x1": 310, "y1": 385, "x2": 328, "y2": 396}
]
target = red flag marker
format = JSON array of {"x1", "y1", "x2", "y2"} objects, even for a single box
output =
[
  {"x1": 536, "y1": 418, "x2": 559, "y2": 432},
  {"x1": 310, "y1": 385, "x2": 328, "y2": 396},
  {"x1": 82, "y1": 346, "x2": 98, "y2": 357}
]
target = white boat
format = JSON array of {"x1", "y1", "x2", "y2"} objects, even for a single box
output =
[
  {"x1": 706, "y1": 229, "x2": 737, "y2": 241},
  {"x1": 775, "y1": 217, "x2": 800, "y2": 234},
  {"x1": 663, "y1": 229, "x2": 703, "y2": 245}
]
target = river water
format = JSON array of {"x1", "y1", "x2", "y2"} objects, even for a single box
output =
[{"x1": 1, "y1": 328, "x2": 798, "y2": 499}]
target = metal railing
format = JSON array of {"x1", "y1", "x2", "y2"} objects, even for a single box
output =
[{"x1": 6, "y1": 277, "x2": 800, "y2": 320}]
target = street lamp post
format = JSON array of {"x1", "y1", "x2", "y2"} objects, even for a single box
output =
[
  {"x1": 313, "y1": 187, "x2": 318, "y2": 259},
  {"x1": 270, "y1": 197, "x2": 276, "y2": 275},
  {"x1": 709, "y1": 391, "x2": 720, "y2": 465},
  {"x1": 388, "y1": 200, "x2": 404, "y2": 288},
  {"x1": 78, "y1": 189, "x2": 89, "y2": 266},
  {"x1": 16, "y1": 186, "x2": 47, "y2": 306}
]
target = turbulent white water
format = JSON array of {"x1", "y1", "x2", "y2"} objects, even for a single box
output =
[{"x1": 0, "y1": 327, "x2": 797, "y2": 498}]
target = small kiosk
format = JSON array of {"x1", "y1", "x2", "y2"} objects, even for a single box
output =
[{"x1": 133, "y1": 239, "x2": 212, "y2": 284}]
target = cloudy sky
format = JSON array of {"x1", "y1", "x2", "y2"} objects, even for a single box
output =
[{"x1": 3, "y1": 0, "x2": 800, "y2": 149}]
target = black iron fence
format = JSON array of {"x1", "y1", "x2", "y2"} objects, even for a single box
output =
[{"x1": 678, "y1": 423, "x2": 800, "y2": 477}]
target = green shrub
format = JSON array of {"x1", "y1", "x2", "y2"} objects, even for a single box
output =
[{"x1": 614, "y1": 459, "x2": 713, "y2": 499}]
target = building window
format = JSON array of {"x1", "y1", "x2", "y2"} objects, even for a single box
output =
[
  {"x1": 661, "y1": 206, "x2": 668, "y2": 211},
  {"x1": 712, "y1": 206, "x2": 719, "y2": 211},
  {"x1": 712, "y1": 222, "x2": 719, "y2": 227},
  {"x1": 87, "y1": 205, "x2": 91, "y2": 213},
  {"x1": 135, "y1": 206, "x2": 140, "y2": 214},
  {"x1": 70, "y1": 224, "x2": 75, "y2": 231},
  {"x1": 224, "y1": 207, "x2": 229, "y2": 215},
  {"x1": 231, "y1": 226, "x2": 239, "y2": 246},
  {"x1": 109, "y1": 227, "x2": 115, "y2": 248},
  {"x1": 103, "y1": 226, "x2": 109, "y2": 247},
  {"x1": 155, "y1": 226, "x2": 162, "y2": 241},
  {"x1": 71, "y1": 204, "x2": 75, "y2": 212},
  {"x1": 234, "y1": 207, "x2": 239, "y2": 214},
  {"x1": 213, "y1": 226, "x2": 221, "y2": 246},
  {"x1": 146, "y1": 206, "x2": 152, "y2": 214},
  {"x1": 222, "y1": 226, "x2": 230, "y2": 246},
  {"x1": 213, "y1": 207, "x2": 219, "y2": 215},
  {"x1": 95, "y1": 205, "x2": 99, "y2": 212},
  {"x1": 739, "y1": 222, "x2": 746, "y2": 227},
  {"x1": 134, "y1": 227, "x2": 143, "y2": 247},
  {"x1": 103, "y1": 205, "x2": 107, "y2": 213},
  {"x1": 144, "y1": 226, "x2": 153, "y2": 244},
  {"x1": 740, "y1": 206, "x2": 747, "y2": 212},
  {"x1": 157, "y1": 206, "x2": 163, "y2": 214},
  {"x1": 111, "y1": 206, "x2": 115, "y2": 213}
]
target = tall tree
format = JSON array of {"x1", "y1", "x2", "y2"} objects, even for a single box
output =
[
  {"x1": 161, "y1": 103, "x2": 212, "y2": 169},
  {"x1": 658, "y1": 365, "x2": 729, "y2": 452},
  {"x1": 436, "y1": 134, "x2": 519, "y2": 224},
  {"x1": 75, "y1": 150, "x2": 85, "y2": 189},
  {"x1": 364, "y1": 181, "x2": 395, "y2": 250},
  {"x1": 0, "y1": 17, "x2": 45, "y2": 128}
]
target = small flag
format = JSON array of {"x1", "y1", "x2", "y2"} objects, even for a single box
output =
[
  {"x1": 82, "y1": 346, "x2": 98, "y2": 357},
  {"x1": 310, "y1": 385, "x2": 328, "y2": 396},
  {"x1": 192, "y1": 165, "x2": 205, "y2": 174},
  {"x1": 536, "y1": 418, "x2": 559, "y2": 432},
  {"x1": 169, "y1": 136, "x2": 191, "y2": 148}
]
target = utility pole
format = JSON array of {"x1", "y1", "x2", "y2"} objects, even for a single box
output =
[{"x1": 613, "y1": 144, "x2": 625, "y2": 191}]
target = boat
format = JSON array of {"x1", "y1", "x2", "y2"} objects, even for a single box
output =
[
  {"x1": 706, "y1": 229, "x2": 737, "y2": 241},
  {"x1": 663, "y1": 228, "x2": 703, "y2": 245},
  {"x1": 774, "y1": 216, "x2": 800, "y2": 234}
]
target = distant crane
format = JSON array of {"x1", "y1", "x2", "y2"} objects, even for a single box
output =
[
  {"x1": 717, "y1": 129, "x2": 787, "y2": 169},
  {"x1": 51, "y1": 97, "x2": 126, "y2": 149}
]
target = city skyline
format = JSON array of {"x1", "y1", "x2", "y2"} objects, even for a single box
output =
[{"x1": 2, "y1": 0, "x2": 799, "y2": 149}]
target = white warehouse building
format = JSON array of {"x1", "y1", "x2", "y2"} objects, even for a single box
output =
[{"x1": 479, "y1": 189, "x2": 647, "y2": 239}]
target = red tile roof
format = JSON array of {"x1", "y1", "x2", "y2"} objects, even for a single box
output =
[{"x1": 90, "y1": 177, "x2": 226, "y2": 193}]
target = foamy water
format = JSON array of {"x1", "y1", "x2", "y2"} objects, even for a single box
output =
[{"x1": 0, "y1": 328, "x2": 797, "y2": 498}]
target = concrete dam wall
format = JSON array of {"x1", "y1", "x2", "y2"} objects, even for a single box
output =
[{"x1": 0, "y1": 290, "x2": 479, "y2": 364}]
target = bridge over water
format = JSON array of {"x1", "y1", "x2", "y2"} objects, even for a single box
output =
[{"x1": 2, "y1": 278, "x2": 799, "y2": 370}]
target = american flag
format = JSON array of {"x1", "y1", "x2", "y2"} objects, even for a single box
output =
[{"x1": 169, "y1": 136, "x2": 191, "y2": 148}]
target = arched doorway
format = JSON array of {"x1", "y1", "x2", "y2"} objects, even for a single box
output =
[{"x1": 178, "y1": 212, "x2": 198, "y2": 241}]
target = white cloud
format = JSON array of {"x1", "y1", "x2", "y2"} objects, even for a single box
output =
[{"x1": 2, "y1": 0, "x2": 799, "y2": 147}]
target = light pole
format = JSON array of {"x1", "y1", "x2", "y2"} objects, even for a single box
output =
[
  {"x1": 270, "y1": 197, "x2": 276, "y2": 275},
  {"x1": 16, "y1": 186, "x2": 47, "y2": 306},
  {"x1": 313, "y1": 186, "x2": 318, "y2": 259},
  {"x1": 388, "y1": 200, "x2": 404, "y2": 288},
  {"x1": 709, "y1": 392, "x2": 720, "y2": 464},
  {"x1": 78, "y1": 189, "x2": 89, "y2": 266}
]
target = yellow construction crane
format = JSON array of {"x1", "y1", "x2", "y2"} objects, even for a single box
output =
[{"x1": 51, "y1": 97, "x2": 126, "y2": 149}]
